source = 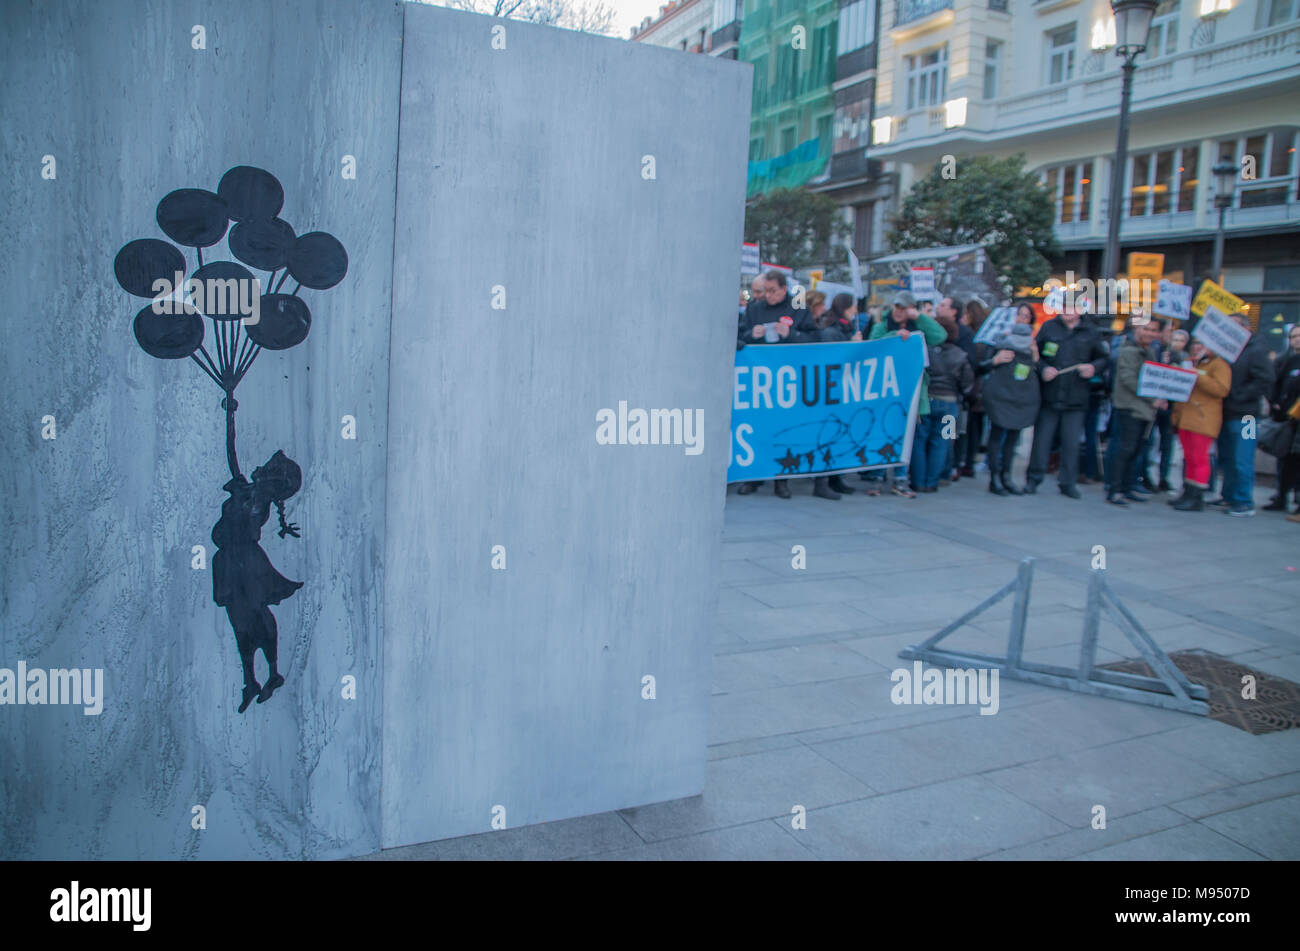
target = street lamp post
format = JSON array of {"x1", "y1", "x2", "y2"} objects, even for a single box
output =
[
  {"x1": 1101, "y1": 0, "x2": 1158, "y2": 291},
  {"x1": 1210, "y1": 159, "x2": 1237, "y2": 282}
]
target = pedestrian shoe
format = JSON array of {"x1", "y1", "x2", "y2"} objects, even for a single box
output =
[
  {"x1": 1107, "y1": 493, "x2": 1129, "y2": 506},
  {"x1": 1166, "y1": 490, "x2": 1186, "y2": 506},
  {"x1": 774, "y1": 481, "x2": 792, "y2": 499},
  {"x1": 1226, "y1": 504, "x2": 1255, "y2": 517},
  {"x1": 239, "y1": 681, "x2": 262, "y2": 714},
  {"x1": 1123, "y1": 492, "x2": 1149, "y2": 503},
  {"x1": 1001, "y1": 471, "x2": 1023, "y2": 495},
  {"x1": 974, "y1": 461, "x2": 990, "y2": 473},
  {"x1": 1263, "y1": 497, "x2": 1288, "y2": 512},
  {"x1": 828, "y1": 475, "x2": 856, "y2": 495},
  {"x1": 737, "y1": 482, "x2": 758, "y2": 495},
  {"x1": 989, "y1": 472, "x2": 1009, "y2": 496},
  {"x1": 891, "y1": 484, "x2": 916, "y2": 499},
  {"x1": 1060, "y1": 485, "x2": 1082, "y2": 500},
  {"x1": 1158, "y1": 480, "x2": 1173, "y2": 493},
  {"x1": 1173, "y1": 485, "x2": 1204, "y2": 512},
  {"x1": 257, "y1": 673, "x2": 285, "y2": 704},
  {"x1": 812, "y1": 477, "x2": 841, "y2": 501}
]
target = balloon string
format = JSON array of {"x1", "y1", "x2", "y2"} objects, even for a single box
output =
[
  {"x1": 236, "y1": 345, "x2": 261, "y2": 384},
  {"x1": 189, "y1": 353, "x2": 221, "y2": 387},
  {"x1": 211, "y1": 316, "x2": 227, "y2": 381},
  {"x1": 225, "y1": 317, "x2": 238, "y2": 380},
  {"x1": 290, "y1": 282, "x2": 301, "y2": 297},
  {"x1": 197, "y1": 247, "x2": 204, "y2": 269},
  {"x1": 233, "y1": 333, "x2": 254, "y2": 379},
  {"x1": 274, "y1": 271, "x2": 290, "y2": 293}
]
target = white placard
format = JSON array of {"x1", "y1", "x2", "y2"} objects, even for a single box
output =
[
  {"x1": 741, "y1": 242, "x2": 761, "y2": 277},
  {"x1": 973, "y1": 306, "x2": 1017, "y2": 346},
  {"x1": 1137, "y1": 361, "x2": 1198, "y2": 402},
  {"x1": 1193, "y1": 305, "x2": 1250, "y2": 363},
  {"x1": 1153, "y1": 279, "x2": 1191, "y2": 322},
  {"x1": 910, "y1": 266, "x2": 935, "y2": 299},
  {"x1": 848, "y1": 246, "x2": 863, "y2": 299}
]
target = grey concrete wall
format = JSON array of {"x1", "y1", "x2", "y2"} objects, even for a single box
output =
[
  {"x1": 0, "y1": 0, "x2": 403, "y2": 858},
  {"x1": 382, "y1": 5, "x2": 751, "y2": 846}
]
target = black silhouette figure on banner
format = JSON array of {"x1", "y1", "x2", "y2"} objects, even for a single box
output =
[
  {"x1": 114, "y1": 166, "x2": 347, "y2": 713},
  {"x1": 777, "y1": 448, "x2": 800, "y2": 474}
]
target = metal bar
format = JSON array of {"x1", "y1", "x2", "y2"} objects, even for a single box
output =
[
  {"x1": 1099, "y1": 574, "x2": 1203, "y2": 697},
  {"x1": 1005, "y1": 558, "x2": 1033, "y2": 670},
  {"x1": 911, "y1": 579, "x2": 1016, "y2": 652},
  {"x1": 1078, "y1": 571, "x2": 1103, "y2": 683},
  {"x1": 1101, "y1": 599, "x2": 1192, "y2": 703}
]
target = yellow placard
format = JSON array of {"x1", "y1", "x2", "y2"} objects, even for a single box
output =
[
  {"x1": 1190, "y1": 279, "x2": 1245, "y2": 318},
  {"x1": 1127, "y1": 253, "x2": 1164, "y2": 283},
  {"x1": 809, "y1": 269, "x2": 823, "y2": 290}
]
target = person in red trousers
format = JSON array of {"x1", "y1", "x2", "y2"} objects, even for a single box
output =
[{"x1": 1169, "y1": 341, "x2": 1231, "y2": 512}]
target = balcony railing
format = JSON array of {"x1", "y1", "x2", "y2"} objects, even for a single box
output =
[{"x1": 894, "y1": 0, "x2": 952, "y2": 28}]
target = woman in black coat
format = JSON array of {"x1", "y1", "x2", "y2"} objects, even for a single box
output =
[
  {"x1": 979, "y1": 322, "x2": 1041, "y2": 495},
  {"x1": 1265, "y1": 326, "x2": 1300, "y2": 514}
]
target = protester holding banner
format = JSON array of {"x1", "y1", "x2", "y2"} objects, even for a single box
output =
[
  {"x1": 870, "y1": 291, "x2": 947, "y2": 497},
  {"x1": 1025, "y1": 298, "x2": 1109, "y2": 499},
  {"x1": 1107, "y1": 318, "x2": 1167, "y2": 506},
  {"x1": 1211, "y1": 313, "x2": 1275, "y2": 517},
  {"x1": 979, "y1": 323, "x2": 1040, "y2": 496},
  {"x1": 821, "y1": 292, "x2": 863, "y2": 344},
  {"x1": 1169, "y1": 341, "x2": 1231, "y2": 512},
  {"x1": 1264, "y1": 325, "x2": 1300, "y2": 516}
]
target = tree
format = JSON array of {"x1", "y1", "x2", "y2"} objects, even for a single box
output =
[
  {"x1": 887, "y1": 154, "x2": 1059, "y2": 291},
  {"x1": 744, "y1": 188, "x2": 852, "y2": 272},
  {"x1": 431, "y1": 0, "x2": 616, "y2": 34}
]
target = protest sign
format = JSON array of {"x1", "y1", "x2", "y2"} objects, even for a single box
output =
[
  {"x1": 741, "y1": 242, "x2": 760, "y2": 276},
  {"x1": 729, "y1": 335, "x2": 925, "y2": 482},
  {"x1": 1190, "y1": 279, "x2": 1244, "y2": 318},
  {"x1": 910, "y1": 267, "x2": 935, "y2": 300},
  {"x1": 1127, "y1": 252, "x2": 1165, "y2": 284},
  {"x1": 1193, "y1": 305, "x2": 1251, "y2": 362},
  {"x1": 848, "y1": 247, "x2": 863, "y2": 298},
  {"x1": 1153, "y1": 279, "x2": 1192, "y2": 322},
  {"x1": 1137, "y1": 361, "x2": 1198, "y2": 402},
  {"x1": 973, "y1": 306, "x2": 1017, "y2": 346}
]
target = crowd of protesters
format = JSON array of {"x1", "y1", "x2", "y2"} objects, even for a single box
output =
[{"x1": 735, "y1": 268, "x2": 1300, "y2": 521}]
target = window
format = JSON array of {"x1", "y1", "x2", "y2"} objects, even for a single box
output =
[
  {"x1": 906, "y1": 44, "x2": 948, "y2": 109},
  {"x1": 1143, "y1": 0, "x2": 1179, "y2": 59},
  {"x1": 1046, "y1": 24, "x2": 1076, "y2": 84},
  {"x1": 781, "y1": 126, "x2": 796, "y2": 154},
  {"x1": 983, "y1": 39, "x2": 1002, "y2": 100},
  {"x1": 1041, "y1": 160, "x2": 1092, "y2": 223},
  {"x1": 837, "y1": 0, "x2": 876, "y2": 55},
  {"x1": 1258, "y1": 0, "x2": 1299, "y2": 28},
  {"x1": 749, "y1": 137, "x2": 765, "y2": 161},
  {"x1": 1127, "y1": 146, "x2": 1198, "y2": 216},
  {"x1": 816, "y1": 115, "x2": 833, "y2": 153},
  {"x1": 853, "y1": 203, "x2": 874, "y2": 256},
  {"x1": 1218, "y1": 128, "x2": 1299, "y2": 207}
]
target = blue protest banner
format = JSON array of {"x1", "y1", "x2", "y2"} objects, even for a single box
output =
[{"x1": 729, "y1": 336, "x2": 926, "y2": 482}]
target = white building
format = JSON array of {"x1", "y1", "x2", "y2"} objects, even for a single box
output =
[{"x1": 630, "y1": 0, "x2": 716, "y2": 52}]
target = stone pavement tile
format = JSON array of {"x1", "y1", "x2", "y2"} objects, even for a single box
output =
[
  {"x1": 1234, "y1": 652, "x2": 1300, "y2": 682},
  {"x1": 721, "y1": 642, "x2": 892, "y2": 686},
  {"x1": 719, "y1": 558, "x2": 782, "y2": 584},
  {"x1": 1140, "y1": 720, "x2": 1300, "y2": 785},
  {"x1": 809, "y1": 705, "x2": 1077, "y2": 794},
  {"x1": 716, "y1": 587, "x2": 773, "y2": 613},
  {"x1": 1163, "y1": 582, "x2": 1297, "y2": 616},
  {"x1": 366, "y1": 811, "x2": 642, "y2": 861},
  {"x1": 707, "y1": 734, "x2": 806, "y2": 761},
  {"x1": 1021, "y1": 643, "x2": 1131, "y2": 668},
  {"x1": 579, "y1": 819, "x2": 814, "y2": 860},
  {"x1": 1072, "y1": 823, "x2": 1265, "y2": 860},
  {"x1": 617, "y1": 745, "x2": 874, "y2": 842},
  {"x1": 715, "y1": 602, "x2": 873, "y2": 642},
  {"x1": 796, "y1": 776, "x2": 1069, "y2": 860},
  {"x1": 1128, "y1": 623, "x2": 1267, "y2": 657},
  {"x1": 721, "y1": 539, "x2": 789, "y2": 561},
  {"x1": 708, "y1": 672, "x2": 897, "y2": 744},
  {"x1": 711, "y1": 651, "x2": 789, "y2": 693},
  {"x1": 749, "y1": 553, "x2": 877, "y2": 579},
  {"x1": 1196, "y1": 795, "x2": 1300, "y2": 859},
  {"x1": 735, "y1": 577, "x2": 872, "y2": 609},
  {"x1": 983, "y1": 735, "x2": 1237, "y2": 827},
  {"x1": 978, "y1": 806, "x2": 1190, "y2": 860}
]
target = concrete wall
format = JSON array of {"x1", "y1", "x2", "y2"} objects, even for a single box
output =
[
  {"x1": 380, "y1": 4, "x2": 750, "y2": 847},
  {"x1": 0, "y1": 0, "x2": 403, "y2": 859},
  {"x1": 0, "y1": 0, "x2": 750, "y2": 858}
]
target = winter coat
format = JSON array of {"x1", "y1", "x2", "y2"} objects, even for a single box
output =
[
  {"x1": 1270, "y1": 350, "x2": 1300, "y2": 420},
  {"x1": 1111, "y1": 338, "x2": 1160, "y2": 423},
  {"x1": 1221, "y1": 333, "x2": 1275, "y2": 418},
  {"x1": 980, "y1": 349, "x2": 1041, "y2": 431},
  {"x1": 1171, "y1": 354, "x2": 1231, "y2": 438},
  {"x1": 814, "y1": 317, "x2": 859, "y2": 343},
  {"x1": 869, "y1": 312, "x2": 947, "y2": 415},
  {"x1": 739, "y1": 295, "x2": 806, "y2": 345},
  {"x1": 927, "y1": 341, "x2": 975, "y2": 404},
  {"x1": 1035, "y1": 317, "x2": 1109, "y2": 411}
]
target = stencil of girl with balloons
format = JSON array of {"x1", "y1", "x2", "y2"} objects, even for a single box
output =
[{"x1": 113, "y1": 166, "x2": 347, "y2": 713}]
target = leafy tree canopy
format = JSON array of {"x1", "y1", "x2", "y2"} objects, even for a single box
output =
[{"x1": 744, "y1": 187, "x2": 852, "y2": 272}]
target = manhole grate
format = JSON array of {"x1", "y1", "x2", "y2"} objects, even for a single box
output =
[{"x1": 1098, "y1": 650, "x2": 1300, "y2": 735}]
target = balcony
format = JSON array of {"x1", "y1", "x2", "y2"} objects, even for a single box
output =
[{"x1": 894, "y1": 0, "x2": 952, "y2": 29}]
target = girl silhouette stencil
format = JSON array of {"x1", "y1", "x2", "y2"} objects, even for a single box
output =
[{"x1": 211, "y1": 449, "x2": 303, "y2": 713}]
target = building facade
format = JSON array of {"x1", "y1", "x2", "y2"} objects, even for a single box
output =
[
  {"x1": 630, "y1": 0, "x2": 715, "y2": 52},
  {"x1": 866, "y1": 0, "x2": 1300, "y2": 344}
]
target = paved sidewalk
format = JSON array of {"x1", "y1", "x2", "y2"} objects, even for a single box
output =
[{"x1": 361, "y1": 472, "x2": 1300, "y2": 861}]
